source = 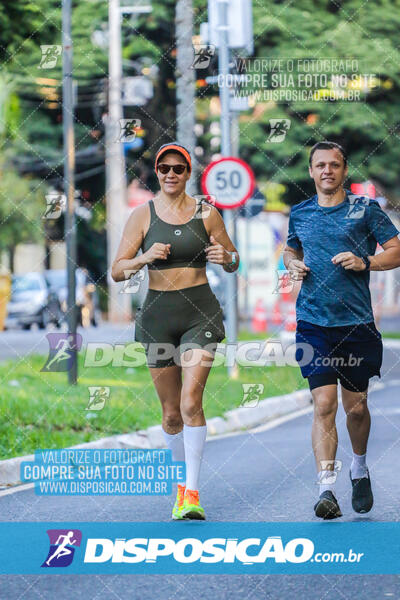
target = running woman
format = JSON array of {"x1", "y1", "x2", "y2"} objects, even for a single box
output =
[
  {"x1": 111, "y1": 142, "x2": 239, "y2": 520},
  {"x1": 283, "y1": 141, "x2": 400, "y2": 519}
]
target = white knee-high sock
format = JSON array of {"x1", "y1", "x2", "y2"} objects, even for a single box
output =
[
  {"x1": 183, "y1": 424, "x2": 207, "y2": 491},
  {"x1": 162, "y1": 428, "x2": 185, "y2": 486}
]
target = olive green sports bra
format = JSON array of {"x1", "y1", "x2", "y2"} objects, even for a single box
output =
[{"x1": 141, "y1": 198, "x2": 211, "y2": 270}]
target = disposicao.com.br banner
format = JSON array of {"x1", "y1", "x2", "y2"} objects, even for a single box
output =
[{"x1": 0, "y1": 522, "x2": 399, "y2": 574}]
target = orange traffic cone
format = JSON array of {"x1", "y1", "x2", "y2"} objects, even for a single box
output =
[{"x1": 252, "y1": 299, "x2": 267, "y2": 333}]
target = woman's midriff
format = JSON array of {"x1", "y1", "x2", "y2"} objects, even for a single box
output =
[{"x1": 148, "y1": 266, "x2": 208, "y2": 291}]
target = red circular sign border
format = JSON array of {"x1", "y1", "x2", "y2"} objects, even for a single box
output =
[{"x1": 201, "y1": 157, "x2": 256, "y2": 209}]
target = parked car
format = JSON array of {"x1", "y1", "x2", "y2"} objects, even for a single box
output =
[
  {"x1": 5, "y1": 272, "x2": 63, "y2": 330},
  {"x1": 44, "y1": 268, "x2": 101, "y2": 327}
]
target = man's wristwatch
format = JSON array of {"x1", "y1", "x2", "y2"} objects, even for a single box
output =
[{"x1": 361, "y1": 256, "x2": 371, "y2": 271}]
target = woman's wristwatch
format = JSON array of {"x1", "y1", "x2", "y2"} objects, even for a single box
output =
[{"x1": 225, "y1": 252, "x2": 237, "y2": 267}]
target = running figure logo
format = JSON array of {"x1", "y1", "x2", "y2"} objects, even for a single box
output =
[
  {"x1": 86, "y1": 386, "x2": 110, "y2": 411},
  {"x1": 42, "y1": 529, "x2": 82, "y2": 568},
  {"x1": 240, "y1": 383, "x2": 265, "y2": 407},
  {"x1": 39, "y1": 45, "x2": 62, "y2": 69},
  {"x1": 41, "y1": 333, "x2": 83, "y2": 372},
  {"x1": 345, "y1": 194, "x2": 370, "y2": 219},
  {"x1": 120, "y1": 269, "x2": 145, "y2": 294},
  {"x1": 274, "y1": 270, "x2": 295, "y2": 294},
  {"x1": 317, "y1": 460, "x2": 342, "y2": 485},
  {"x1": 118, "y1": 118, "x2": 141, "y2": 142},
  {"x1": 43, "y1": 192, "x2": 66, "y2": 219},
  {"x1": 267, "y1": 119, "x2": 291, "y2": 143},
  {"x1": 191, "y1": 45, "x2": 215, "y2": 69},
  {"x1": 193, "y1": 195, "x2": 215, "y2": 219}
]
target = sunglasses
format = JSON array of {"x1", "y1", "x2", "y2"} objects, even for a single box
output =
[{"x1": 157, "y1": 163, "x2": 187, "y2": 175}]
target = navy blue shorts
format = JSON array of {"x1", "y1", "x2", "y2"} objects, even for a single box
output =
[{"x1": 295, "y1": 319, "x2": 383, "y2": 392}]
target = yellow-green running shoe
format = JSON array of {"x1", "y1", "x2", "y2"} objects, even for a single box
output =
[
  {"x1": 181, "y1": 489, "x2": 206, "y2": 520},
  {"x1": 172, "y1": 484, "x2": 186, "y2": 520}
]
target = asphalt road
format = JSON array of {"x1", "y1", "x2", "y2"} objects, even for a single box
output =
[{"x1": 1, "y1": 374, "x2": 400, "y2": 598}]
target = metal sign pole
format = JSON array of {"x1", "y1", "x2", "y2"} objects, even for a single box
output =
[
  {"x1": 217, "y1": 0, "x2": 238, "y2": 378},
  {"x1": 62, "y1": 0, "x2": 77, "y2": 384},
  {"x1": 230, "y1": 110, "x2": 240, "y2": 332},
  {"x1": 106, "y1": 0, "x2": 131, "y2": 323}
]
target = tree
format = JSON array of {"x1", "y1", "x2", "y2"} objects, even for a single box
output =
[
  {"x1": 0, "y1": 157, "x2": 45, "y2": 271},
  {"x1": 237, "y1": 0, "x2": 400, "y2": 205},
  {"x1": 176, "y1": 0, "x2": 197, "y2": 194},
  {"x1": 0, "y1": 70, "x2": 45, "y2": 270}
]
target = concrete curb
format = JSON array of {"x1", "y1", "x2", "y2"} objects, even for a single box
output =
[
  {"x1": 382, "y1": 339, "x2": 400, "y2": 350},
  {"x1": 0, "y1": 389, "x2": 312, "y2": 487}
]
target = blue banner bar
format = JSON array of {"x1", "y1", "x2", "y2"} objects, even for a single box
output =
[{"x1": 0, "y1": 522, "x2": 399, "y2": 574}]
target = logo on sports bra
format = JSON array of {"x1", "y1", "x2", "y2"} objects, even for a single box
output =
[{"x1": 174, "y1": 229, "x2": 182, "y2": 236}]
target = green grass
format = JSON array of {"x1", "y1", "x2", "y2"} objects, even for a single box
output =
[
  {"x1": 381, "y1": 332, "x2": 400, "y2": 339},
  {"x1": 0, "y1": 346, "x2": 306, "y2": 460},
  {"x1": 237, "y1": 330, "x2": 272, "y2": 341}
]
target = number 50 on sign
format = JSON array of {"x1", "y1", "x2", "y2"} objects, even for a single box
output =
[{"x1": 201, "y1": 157, "x2": 255, "y2": 210}]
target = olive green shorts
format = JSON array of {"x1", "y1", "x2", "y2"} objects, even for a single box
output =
[{"x1": 134, "y1": 282, "x2": 225, "y2": 368}]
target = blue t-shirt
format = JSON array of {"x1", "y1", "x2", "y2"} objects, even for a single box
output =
[{"x1": 286, "y1": 189, "x2": 399, "y2": 327}]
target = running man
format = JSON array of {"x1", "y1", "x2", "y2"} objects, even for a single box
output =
[
  {"x1": 283, "y1": 141, "x2": 400, "y2": 519},
  {"x1": 45, "y1": 335, "x2": 76, "y2": 371},
  {"x1": 46, "y1": 531, "x2": 77, "y2": 566},
  {"x1": 112, "y1": 143, "x2": 239, "y2": 520},
  {"x1": 44, "y1": 193, "x2": 64, "y2": 218}
]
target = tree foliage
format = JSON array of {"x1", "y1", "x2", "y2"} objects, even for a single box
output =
[
  {"x1": 1, "y1": 0, "x2": 400, "y2": 278},
  {"x1": 237, "y1": 0, "x2": 400, "y2": 204}
]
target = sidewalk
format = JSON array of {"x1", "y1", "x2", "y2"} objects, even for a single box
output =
[{"x1": 0, "y1": 388, "x2": 312, "y2": 488}]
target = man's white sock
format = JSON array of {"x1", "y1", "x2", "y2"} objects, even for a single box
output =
[
  {"x1": 162, "y1": 428, "x2": 185, "y2": 486},
  {"x1": 350, "y1": 452, "x2": 368, "y2": 479},
  {"x1": 318, "y1": 470, "x2": 336, "y2": 496},
  {"x1": 183, "y1": 424, "x2": 207, "y2": 491}
]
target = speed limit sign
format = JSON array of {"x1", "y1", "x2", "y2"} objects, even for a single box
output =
[{"x1": 201, "y1": 157, "x2": 255, "y2": 210}]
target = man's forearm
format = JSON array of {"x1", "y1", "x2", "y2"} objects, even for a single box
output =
[
  {"x1": 368, "y1": 248, "x2": 400, "y2": 271},
  {"x1": 283, "y1": 248, "x2": 301, "y2": 269}
]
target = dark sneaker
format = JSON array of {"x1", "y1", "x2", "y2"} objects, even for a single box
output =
[
  {"x1": 349, "y1": 469, "x2": 373, "y2": 513},
  {"x1": 314, "y1": 491, "x2": 343, "y2": 519}
]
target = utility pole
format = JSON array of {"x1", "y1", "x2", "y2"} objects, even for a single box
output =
[
  {"x1": 230, "y1": 110, "x2": 240, "y2": 330},
  {"x1": 217, "y1": 0, "x2": 238, "y2": 378},
  {"x1": 62, "y1": 0, "x2": 77, "y2": 384},
  {"x1": 175, "y1": 0, "x2": 197, "y2": 195},
  {"x1": 105, "y1": 0, "x2": 131, "y2": 323}
]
